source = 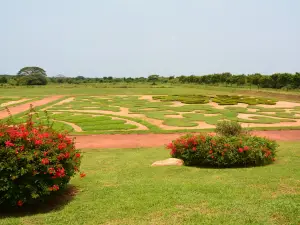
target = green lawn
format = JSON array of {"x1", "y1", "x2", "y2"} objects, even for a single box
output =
[{"x1": 1, "y1": 141, "x2": 299, "y2": 225}]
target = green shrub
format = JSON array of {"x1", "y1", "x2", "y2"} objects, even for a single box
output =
[
  {"x1": 215, "y1": 121, "x2": 243, "y2": 137},
  {"x1": 166, "y1": 134, "x2": 277, "y2": 167},
  {"x1": 0, "y1": 116, "x2": 84, "y2": 207},
  {"x1": 154, "y1": 95, "x2": 276, "y2": 105},
  {"x1": 213, "y1": 95, "x2": 276, "y2": 105},
  {"x1": 153, "y1": 95, "x2": 209, "y2": 104}
]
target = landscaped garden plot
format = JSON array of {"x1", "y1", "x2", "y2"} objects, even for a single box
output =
[{"x1": 5, "y1": 94, "x2": 300, "y2": 134}]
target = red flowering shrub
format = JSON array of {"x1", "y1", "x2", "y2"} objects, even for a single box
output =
[
  {"x1": 166, "y1": 134, "x2": 277, "y2": 167},
  {"x1": 0, "y1": 117, "x2": 82, "y2": 207}
]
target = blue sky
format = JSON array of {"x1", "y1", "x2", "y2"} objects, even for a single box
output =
[{"x1": 0, "y1": 0, "x2": 299, "y2": 77}]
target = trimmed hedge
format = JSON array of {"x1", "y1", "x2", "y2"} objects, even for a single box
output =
[
  {"x1": 213, "y1": 95, "x2": 276, "y2": 105},
  {"x1": 166, "y1": 134, "x2": 277, "y2": 167},
  {"x1": 153, "y1": 95, "x2": 210, "y2": 104},
  {"x1": 153, "y1": 95, "x2": 276, "y2": 105}
]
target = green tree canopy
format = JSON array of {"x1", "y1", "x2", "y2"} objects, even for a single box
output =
[
  {"x1": 17, "y1": 66, "x2": 47, "y2": 76},
  {"x1": 18, "y1": 74, "x2": 48, "y2": 85}
]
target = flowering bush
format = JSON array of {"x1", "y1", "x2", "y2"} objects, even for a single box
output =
[
  {"x1": 166, "y1": 134, "x2": 277, "y2": 167},
  {"x1": 0, "y1": 116, "x2": 83, "y2": 207}
]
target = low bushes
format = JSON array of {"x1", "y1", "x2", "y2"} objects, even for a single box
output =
[
  {"x1": 0, "y1": 116, "x2": 83, "y2": 207},
  {"x1": 153, "y1": 95, "x2": 210, "y2": 104},
  {"x1": 166, "y1": 134, "x2": 277, "y2": 167},
  {"x1": 153, "y1": 94, "x2": 276, "y2": 105},
  {"x1": 215, "y1": 120, "x2": 243, "y2": 137},
  {"x1": 213, "y1": 95, "x2": 276, "y2": 105}
]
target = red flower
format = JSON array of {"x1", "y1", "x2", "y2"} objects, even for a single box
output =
[
  {"x1": 76, "y1": 153, "x2": 81, "y2": 158},
  {"x1": 44, "y1": 151, "x2": 48, "y2": 157},
  {"x1": 166, "y1": 143, "x2": 174, "y2": 149},
  {"x1": 58, "y1": 134, "x2": 65, "y2": 139},
  {"x1": 52, "y1": 185, "x2": 59, "y2": 191},
  {"x1": 58, "y1": 143, "x2": 67, "y2": 150},
  {"x1": 192, "y1": 147, "x2": 197, "y2": 151},
  {"x1": 19, "y1": 146, "x2": 24, "y2": 151},
  {"x1": 64, "y1": 152, "x2": 70, "y2": 159},
  {"x1": 0, "y1": 132, "x2": 4, "y2": 137},
  {"x1": 35, "y1": 139, "x2": 43, "y2": 145},
  {"x1": 41, "y1": 158, "x2": 50, "y2": 165},
  {"x1": 65, "y1": 138, "x2": 72, "y2": 144},
  {"x1": 243, "y1": 146, "x2": 250, "y2": 151},
  {"x1": 43, "y1": 133, "x2": 50, "y2": 138},
  {"x1": 5, "y1": 140, "x2": 14, "y2": 147},
  {"x1": 200, "y1": 135, "x2": 206, "y2": 143},
  {"x1": 80, "y1": 172, "x2": 86, "y2": 178},
  {"x1": 48, "y1": 167, "x2": 55, "y2": 174},
  {"x1": 210, "y1": 140, "x2": 216, "y2": 146},
  {"x1": 55, "y1": 167, "x2": 65, "y2": 178},
  {"x1": 17, "y1": 200, "x2": 23, "y2": 207},
  {"x1": 57, "y1": 153, "x2": 65, "y2": 161},
  {"x1": 211, "y1": 155, "x2": 214, "y2": 159},
  {"x1": 238, "y1": 148, "x2": 244, "y2": 153},
  {"x1": 170, "y1": 149, "x2": 176, "y2": 155},
  {"x1": 209, "y1": 150, "x2": 213, "y2": 154}
]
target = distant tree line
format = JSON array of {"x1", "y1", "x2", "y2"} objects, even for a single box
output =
[{"x1": 1, "y1": 67, "x2": 300, "y2": 90}]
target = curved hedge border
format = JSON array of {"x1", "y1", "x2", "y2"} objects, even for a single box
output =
[{"x1": 166, "y1": 134, "x2": 277, "y2": 167}]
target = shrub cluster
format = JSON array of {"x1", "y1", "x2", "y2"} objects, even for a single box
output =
[
  {"x1": 213, "y1": 95, "x2": 276, "y2": 105},
  {"x1": 166, "y1": 134, "x2": 277, "y2": 167},
  {"x1": 0, "y1": 118, "x2": 83, "y2": 207},
  {"x1": 153, "y1": 95, "x2": 210, "y2": 104},
  {"x1": 153, "y1": 94, "x2": 276, "y2": 105},
  {"x1": 215, "y1": 121, "x2": 243, "y2": 137}
]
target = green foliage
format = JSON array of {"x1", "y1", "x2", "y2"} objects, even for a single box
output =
[
  {"x1": 0, "y1": 76, "x2": 8, "y2": 84},
  {"x1": 213, "y1": 95, "x2": 276, "y2": 105},
  {"x1": 0, "y1": 114, "x2": 82, "y2": 207},
  {"x1": 154, "y1": 94, "x2": 276, "y2": 105},
  {"x1": 18, "y1": 74, "x2": 48, "y2": 85},
  {"x1": 153, "y1": 95, "x2": 210, "y2": 104},
  {"x1": 17, "y1": 67, "x2": 47, "y2": 77},
  {"x1": 167, "y1": 134, "x2": 277, "y2": 167},
  {"x1": 215, "y1": 121, "x2": 243, "y2": 136}
]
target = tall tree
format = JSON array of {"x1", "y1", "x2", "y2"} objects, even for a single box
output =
[{"x1": 17, "y1": 67, "x2": 47, "y2": 76}]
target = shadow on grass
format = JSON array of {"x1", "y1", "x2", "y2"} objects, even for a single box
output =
[{"x1": 0, "y1": 185, "x2": 78, "y2": 218}]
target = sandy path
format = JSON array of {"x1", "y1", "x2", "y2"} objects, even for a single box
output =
[
  {"x1": 1, "y1": 98, "x2": 30, "y2": 107},
  {"x1": 43, "y1": 97, "x2": 74, "y2": 110},
  {"x1": 0, "y1": 96, "x2": 63, "y2": 119},
  {"x1": 53, "y1": 120, "x2": 83, "y2": 132},
  {"x1": 73, "y1": 130, "x2": 300, "y2": 149}
]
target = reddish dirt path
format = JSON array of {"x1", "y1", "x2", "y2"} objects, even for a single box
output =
[
  {"x1": 0, "y1": 96, "x2": 63, "y2": 119},
  {"x1": 73, "y1": 130, "x2": 300, "y2": 149}
]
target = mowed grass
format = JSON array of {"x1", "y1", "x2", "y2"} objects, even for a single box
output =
[
  {"x1": 0, "y1": 84, "x2": 233, "y2": 97},
  {"x1": 1, "y1": 142, "x2": 299, "y2": 225}
]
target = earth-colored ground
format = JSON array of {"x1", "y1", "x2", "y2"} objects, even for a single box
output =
[
  {"x1": 0, "y1": 96, "x2": 62, "y2": 119},
  {"x1": 73, "y1": 130, "x2": 300, "y2": 149}
]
